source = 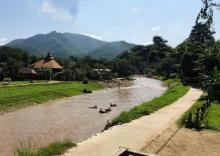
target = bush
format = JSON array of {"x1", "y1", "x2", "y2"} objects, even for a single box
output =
[
  {"x1": 3, "y1": 77, "x2": 12, "y2": 82},
  {"x1": 2, "y1": 78, "x2": 12, "y2": 85},
  {"x1": 170, "y1": 73, "x2": 178, "y2": 79},
  {"x1": 82, "y1": 78, "x2": 88, "y2": 84}
]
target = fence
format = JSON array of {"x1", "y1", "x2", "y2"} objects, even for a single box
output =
[{"x1": 185, "y1": 99, "x2": 212, "y2": 130}]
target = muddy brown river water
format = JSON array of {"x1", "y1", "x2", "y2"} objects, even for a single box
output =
[{"x1": 0, "y1": 77, "x2": 166, "y2": 156}]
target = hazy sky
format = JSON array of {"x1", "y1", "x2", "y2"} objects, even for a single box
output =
[{"x1": 0, "y1": 0, "x2": 219, "y2": 47}]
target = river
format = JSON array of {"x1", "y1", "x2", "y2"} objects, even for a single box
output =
[{"x1": 0, "y1": 77, "x2": 166, "y2": 156}]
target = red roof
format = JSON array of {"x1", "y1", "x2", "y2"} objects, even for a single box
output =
[{"x1": 32, "y1": 53, "x2": 63, "y2": 69}]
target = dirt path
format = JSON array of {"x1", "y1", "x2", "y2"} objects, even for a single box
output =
[
  {"x1": 142, "y1": 123, "x2": 220, "y2": 156},
  {"x1": 64, "y1": 87, "x2": 203, "y2": 156}
]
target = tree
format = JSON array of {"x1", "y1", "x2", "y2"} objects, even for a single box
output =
[
  {"x1": 152, "y1": 36, "x2": 168, "y2": 46},
  {"x1": 44, "y1": 67, "x2": 53, "y2": 81},
  {"x1": 196, "y1": 40, "x2": 220, "y2": 72},
  {"x1": 180, "y1": 53, "x2": 195, "y2": 77},
  {"x1": 196, "y1": 0, "x2": 220, "y2": 27},
  {"x1": 187, "y1": 22, "x2": 215, "y2": 44},
  {"x1": 202, "y1": 66, "x2": 220, "y2": 101},
  {"x1": 113, "y1": 59, "x2": 134, "y2": 77}
]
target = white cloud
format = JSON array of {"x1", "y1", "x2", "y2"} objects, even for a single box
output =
[
  {"x1": 0, "y1": 38, "x2": 7, "y2": 45},
  {"x1": 81, "y1": 33, "x2": 103, "y2": 40},
  {"x1": 39, "y1": 0, "x2": 73, "y2": 20},
  {"x1": 152, "y1": 26, "x2": 160, "y2": 31}
]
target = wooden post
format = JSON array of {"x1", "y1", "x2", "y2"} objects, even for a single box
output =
[
  {"x1": 195, "y1": 108, "x2": 200, "y2": 130},
  {"x1": 186, "y1": 112, "x2": 193, "y2": 128}
]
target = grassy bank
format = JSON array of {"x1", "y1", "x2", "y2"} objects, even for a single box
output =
[
  {"x1": 178, "y1": 97, "x2": 220, "y2": 131},
  {"x1": 0, "y1": 81, "x2": 102, "y2": 114},
  {"x1": 14, "y1": 139, "x2": 76, "y2": 156},
  {"x1": 112, "y1": 80, "x2": 190, "y2": 125}
]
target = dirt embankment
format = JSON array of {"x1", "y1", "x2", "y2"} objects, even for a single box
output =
[{"x1": 141, "y1": 123, "x2": 220, "y2": 156}]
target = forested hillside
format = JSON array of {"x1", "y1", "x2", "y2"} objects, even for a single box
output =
[{"x1": 6, "y1": 31, "x2": 135, "y2": 59}]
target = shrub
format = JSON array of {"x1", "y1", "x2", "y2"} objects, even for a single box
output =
[
  {"x1": 170, "y1": 73, "x2": 178, "y2": 79},
  {"x1": 82, "y1": 78, "x2": 88, "y2": 84},
  {"x1": 2, "y1": 78, "x2": 12, "y2": 85},
  {"x1": 3, "y1": 77, "x2": 12, "y2": 82}
]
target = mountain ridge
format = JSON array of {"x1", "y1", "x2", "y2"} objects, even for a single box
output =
[{"x1": 6, "y1": 31, "x2": 136, "y2": 59}]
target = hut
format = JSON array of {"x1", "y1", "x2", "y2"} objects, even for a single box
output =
[
  {"x1": 32, "y1": 52, "x2": 63, "y2": 70},
  {"x1": 32, "y1": 52, "x2": 63, "y2": 80}
]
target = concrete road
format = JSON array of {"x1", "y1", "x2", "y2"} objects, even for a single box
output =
[{"x1": 64, "y1": 87, "x2": 203, "y2": 156}]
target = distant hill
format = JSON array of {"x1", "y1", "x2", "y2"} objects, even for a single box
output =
[
  {"x1": 6, "y1": 31, "x2": 136, "y2": 59},
  {"x1": 87, "y1": 41, "x2": 136, "y2": 59}
]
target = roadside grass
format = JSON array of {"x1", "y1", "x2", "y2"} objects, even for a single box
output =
[
  {"x1": 112, "y1": 80, "x2": 190, "y2": 125},
  {"x1": 0, "y1": 81, "x2": 102, "y2": 113},
  {"x1": 203, "y1": 102, "x2": 220, "y2": 131},
  {"x1": 177, "y1": 94, "x2": 220, "y2": 131},
  {"x1": 14, "y1": 138, "x2": 76, "y2": 156}
]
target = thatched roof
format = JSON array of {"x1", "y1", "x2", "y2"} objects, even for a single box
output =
[{"x1": 32, "y1": 53, "x2": 63, "y2": 69}]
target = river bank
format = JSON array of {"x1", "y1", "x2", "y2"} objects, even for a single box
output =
[
  {"x1": 0, "y1": 77, "x2": 166, "y2": 156},
  {"x1": 63, "y1": 87, "x2": 203, "y2": 156}
]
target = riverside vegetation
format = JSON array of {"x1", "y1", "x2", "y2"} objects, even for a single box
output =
[{"x1": 14, "y1": 138, "x2": 76, "y2": 156}]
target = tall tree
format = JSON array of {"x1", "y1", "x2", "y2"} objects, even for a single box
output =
[
  {"x1": 187, "y1": 22, "x2": 215, "y2": 44},
  {"x1": 196, "y1": 0, "x2": 220, "y2": 27}
]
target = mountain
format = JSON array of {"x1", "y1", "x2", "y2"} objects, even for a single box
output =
[
  {"x1": 87, "y1": 41, "x2": 136, "y2": 59},
  {"x1": 6, "y1": 31, "x2": 135, "y2": 59}
]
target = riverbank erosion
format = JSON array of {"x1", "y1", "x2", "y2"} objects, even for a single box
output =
[
  {"x1": 63, "y1": 87, "x2": 203, "y2": 156},
  {"x1": 0, "y1": 78, "x2": 166, "y2": 156}
]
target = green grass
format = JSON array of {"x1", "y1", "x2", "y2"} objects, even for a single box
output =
[
  {"x1": 0, "y1": 81, "x2": 102, "y2": 113},
  {"x1": 14, "y1": 138, "x2": 76, "y2": 156},
  {"x1": 112, "y1": 80, "x2": 190, "y2": 125},
  {"x1": 178, "y1": 96, "x2": 220, "y2": 131},
  {"x1": 203, "y1": 103, "x2": 220, "y2": 131}
]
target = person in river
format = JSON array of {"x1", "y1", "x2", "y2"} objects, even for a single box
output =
[
  {"x1": 110, "y1": 103, "x2": 117, "y2": 107},
  {"x1": 99, "y1": 109, "x2": 106, "y2": 113}
]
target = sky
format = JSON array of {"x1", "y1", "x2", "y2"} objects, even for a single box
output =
[{"x1": 0, "y1": 0, "x2": 220, "y2": 47}]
